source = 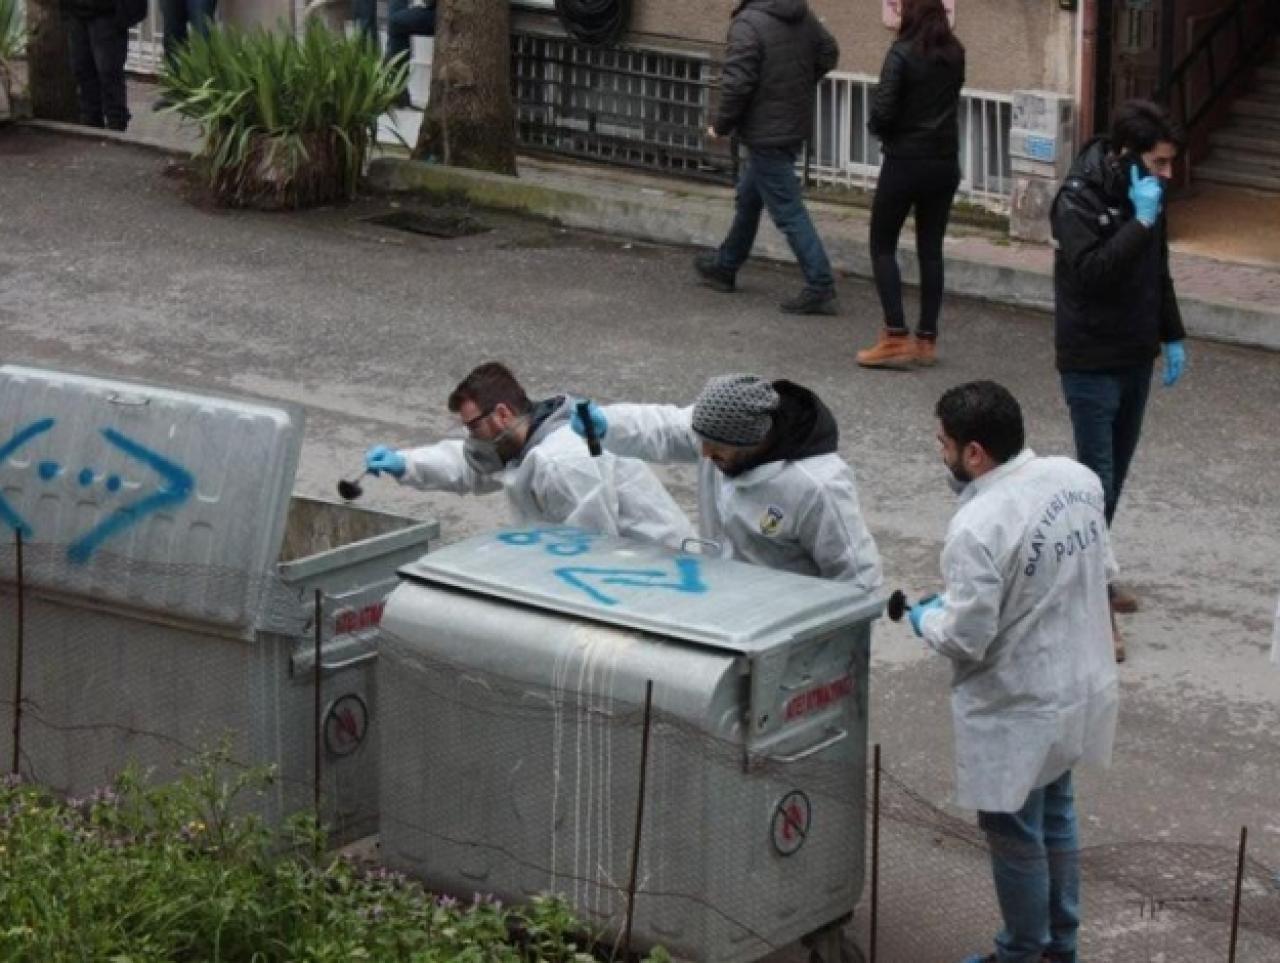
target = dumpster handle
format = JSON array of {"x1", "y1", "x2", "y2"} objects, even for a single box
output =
[
  {"x1": 320, "y1": 651, "x2": 377, "y2": 673},
  {"x1": 104, "y1": 391, "x2": 151, "y2": 407},
  {"x1": 680, "y1": 537, "x2": 722, "y2": 556},
  {"x1": 771, "y1": 726, "x2": 847, "y2": 764}
]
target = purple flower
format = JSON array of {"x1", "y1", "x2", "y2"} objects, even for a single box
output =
[{"x1": 436, "y1": 894, "x2": 459, "y2": 910}]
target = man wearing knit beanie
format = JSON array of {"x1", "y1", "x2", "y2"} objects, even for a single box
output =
[{"x1": 572, "y1": 374, "x2": 882, "y2": 591}]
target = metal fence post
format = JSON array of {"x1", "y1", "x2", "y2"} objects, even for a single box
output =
[
  {"x1": 1228, "y1": 825, "x2": 1247, "y2": 963},
  {"x1": 10, "y1": 530, "x2": 25, "y2": 777},
  {"x1": 313, "y1": 588, "x2": 323, "y2": 825},
  {"x1": 870, "y1": 743, "x2": 881, "y2": 963},
  {"x1": 622, "y1": 679, "x2": 655, "y2": 960}
]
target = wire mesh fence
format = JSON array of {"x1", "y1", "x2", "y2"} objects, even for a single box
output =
[{"x1": 2, "y1": 534, "x2": 1278, "y2": 962}]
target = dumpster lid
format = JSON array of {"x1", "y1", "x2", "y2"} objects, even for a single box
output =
[
  {"x1": 0, "y1": 365, "x2": 303, "y2": 629},
  {"x1": 398, "y1": 526, "x2": 881, "y2": 654}
]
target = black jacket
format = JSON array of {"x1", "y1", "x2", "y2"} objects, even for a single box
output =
[
  {"x1": 867, "y1": 40, "x2": 964, "y2": 159},
  {"x1": 713, "y1": 0, "x2": 839, "y2": 149},
  {"x1": 1051, "y1": 137, "x2": 1185, "y2": 372},
  {"x1": 734, "y1": 380, "x2": 839, "y2": 476}
]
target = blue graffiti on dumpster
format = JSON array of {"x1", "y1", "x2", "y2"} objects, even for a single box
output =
[{"x1": 0, "y1": 419, "x2": 195, "y2": 563}]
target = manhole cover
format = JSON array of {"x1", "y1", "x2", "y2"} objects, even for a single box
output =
[{"x1": 365, "y1": 209, "x2": 490, "y2": 239}]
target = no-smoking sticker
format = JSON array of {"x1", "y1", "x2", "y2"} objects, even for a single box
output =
[{"x1": 770, "y1": 790, "x2": 811, "y2": 857}]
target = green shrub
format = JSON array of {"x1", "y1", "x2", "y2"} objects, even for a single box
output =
[
  {"x1": 158, "y1": 21, "x2": 408, "y2": 209},
  {"x1": 0, "y1": 749, "x2": 647, "y2": 962},
  {"x1": 0, "y1": 0, "x2": 22, "y2": 63}
]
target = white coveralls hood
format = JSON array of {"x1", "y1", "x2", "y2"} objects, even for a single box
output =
[
  {"x1": 919, "y1": 449, "x2": 1119, "y2": 813},
  {"x1": 596, "y1": 401, "x2": 882, "y2": 593},
  {"x1": 394, "y1": 396, "x2": 693, "y2": 549}
]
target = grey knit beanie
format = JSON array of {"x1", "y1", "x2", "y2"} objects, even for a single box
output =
[{"x1": 691, "y1": 374, "x2": 780, "y2": 447}]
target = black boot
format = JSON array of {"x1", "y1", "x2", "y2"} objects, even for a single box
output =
[
  {"x1": 780, "y1": 287, "x2": 839, "y2": 316},
  {"x1": 694, "y1": 252, "x2": 736, "y2": 293}
]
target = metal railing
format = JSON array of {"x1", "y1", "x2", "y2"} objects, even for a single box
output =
[
  {"x1": 807, "y1": 71, "x2": 1014, "y2": 211},
  {"x1": 1156, "y1": 0, "x2": 1279, "y2": 136}
]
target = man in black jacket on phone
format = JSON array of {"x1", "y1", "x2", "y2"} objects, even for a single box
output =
[
  {"x1": 1050, "y1": 99, "x2": 1188, "y2": 654},
  {"x1": 695, "y1": 0, "x2": 840, "y2": 316}
]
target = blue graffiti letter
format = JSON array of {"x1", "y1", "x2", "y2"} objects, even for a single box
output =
[
  {"x1": 0, "y1": 418, "x2": 57, "y2": 538},
  {"x1": 67, "y1": 428, "x2": 194, "y2": 564},
  {"x1": 554, "y1": 557, "x2": 707, "y2": 606}
]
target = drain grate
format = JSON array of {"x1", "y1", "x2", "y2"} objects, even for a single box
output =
[{"x1": 365, "y1": 210, "x2": 491, "y2": 239}]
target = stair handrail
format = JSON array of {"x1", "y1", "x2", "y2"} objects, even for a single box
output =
[{"x1": 1156, "y1": 0, "x2": 1279, "y2": 135}]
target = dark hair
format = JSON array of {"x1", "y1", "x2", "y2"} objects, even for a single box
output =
[
  {"x1": 899, "y1": 0, "x2": 964, "y2": 64},
  {"x1": 935, "y1": 381, "x2": 1025, "y2": 465},
  {"x1": 447, "y1": 362, "x2": 532, "y2": 415},
  {"x1": 1110, "y1": 99, "x2": 1184, "y2": 154}
]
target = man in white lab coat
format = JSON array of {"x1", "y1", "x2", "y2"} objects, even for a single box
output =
[
  {"x1": 571, "y1": 373, "x2": 882, "y2": 592},
  {"x1": 908, "y1": 381, "x2": 1117, "y2": 963},
  {"x1": 364, "y1": 362, "x2": 692, "y2": 549}
]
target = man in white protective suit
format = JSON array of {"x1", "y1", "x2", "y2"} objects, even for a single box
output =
[
  {"x1": 570, "y1": 373, "x2": 882, "y2": 592},
  {"x1": 364, "y1": 361, "x2": 692, "y2": 549},
  {"x1": 906, "y1": 380, "x2": 1118, "y2": 963}
]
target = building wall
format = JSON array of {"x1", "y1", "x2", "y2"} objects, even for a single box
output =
[{"x1": 605, "y1": 0, "x2": 1080, "y2": 95}]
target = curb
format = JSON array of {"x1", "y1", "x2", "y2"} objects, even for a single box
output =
[
  {"x1": 21, "y1": 118, "x2": 196, "y2": 159},
  {"x1": 368, "y1": 156, "x2": 1280, "y2": 352}
]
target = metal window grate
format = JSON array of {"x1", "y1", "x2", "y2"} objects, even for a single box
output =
[
  {"x1": 809, "y1": 72, "x2": 1015, "y2": 212},
  {"x1": 511, "y1": 32, "x2": 729, "y2": 179}
]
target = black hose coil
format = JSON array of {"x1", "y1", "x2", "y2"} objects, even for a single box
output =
[{"x1": 554, "y1": 0, "x2": 633, "y2": 47}]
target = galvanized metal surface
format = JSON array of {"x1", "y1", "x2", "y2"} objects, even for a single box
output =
[
  {"x1": 0, "y1": 365, "x2": 303, "y2": 629},
  {"x1": 380, "y1": 533, "x2": 874, "y2": 962},
  {"x1": 398, "y1": 526, "x2": 880, "y2": 655}
]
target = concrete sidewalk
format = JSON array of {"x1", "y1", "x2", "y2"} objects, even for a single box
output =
[
  {"x1": 23, "y1": 74, "x2": 1280, "y2": 352},
  {"x1": 368, "y1": 153, "x2": 1280, "y2": 352}
]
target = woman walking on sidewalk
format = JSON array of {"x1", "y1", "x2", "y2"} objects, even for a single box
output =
[{"x1": 857, "y1": 0, "x2": 964, "y2": 369}]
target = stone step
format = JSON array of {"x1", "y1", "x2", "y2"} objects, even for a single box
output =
[
  {"x1": 1194, "y1": 161, "x2": 1280, "y2": 192},
  {"x1": 1211, "y1": 128, "x2": 1280, "y2": 156},
  {"x1": 1201, "y1": 147, "x2": 1280, "y2": 176},
  {"x1": 1232, "y1": 97, "x2": 1280, "y2": 121}
]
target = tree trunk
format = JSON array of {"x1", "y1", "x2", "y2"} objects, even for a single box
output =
[
  {"x1": 26, "y1": 0, "x2": 77, "y2": 121},
  {"x1": 413, "y1": 0, "x2": 517, "y2": 176}
]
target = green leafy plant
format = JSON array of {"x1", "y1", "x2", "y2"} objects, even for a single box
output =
[
  {"x1": 158, "y1": 20, "x2": 408, "y2": 209},
  {"x1": 0, "y1": 0, "x2": 25, "y2": 113},
  {"x1": 0, "y1": 0, "x2": 22, "y2": 62},
  {"x1": 0, "y1": 747, "x2": 655, "y2": 962}
]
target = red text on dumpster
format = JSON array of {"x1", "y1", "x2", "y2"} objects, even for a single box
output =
[
  {"x1": 783, "y1": 673, "x2": 854, "y2": 721},
  {"x1": 335, "y1": 600, "x2": 385, "y2": 636}
]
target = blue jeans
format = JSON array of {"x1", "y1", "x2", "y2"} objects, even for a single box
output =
[
  {"x1": 717, "y1": 145, "x2": 835, "y2": 294},
  {"x1": 1060, "y1": 364, "x2": 1154, "y2": 524},
  {"x1": 159, "y1": 0, "x2": 217, "y2": 61},
  {"x1": 978, "y1": 771, "x2": 1081, "y2": 963},
  {"x1": 353, "y1": 0, "x2": 436, "y2": 63}
]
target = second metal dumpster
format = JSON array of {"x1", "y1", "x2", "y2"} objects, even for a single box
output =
[{"x1": 378, "y1": 524, "x2": 880, "y2": 963}]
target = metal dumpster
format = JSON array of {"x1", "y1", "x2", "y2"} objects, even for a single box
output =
[
  {"x1": 377, "y1": 524, "x2": 880, "y2": 963},
  {"x1": 0, "y1": 365, "x2": 438, "y2": 840}
]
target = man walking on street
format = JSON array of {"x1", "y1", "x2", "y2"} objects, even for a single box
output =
[
  {"x1": 909, "y1": 381, "x2": 1118, "y2": 963},
  {"x1": 572, "y1": 374, "x2": 882, "y2": 591},
  {"x1": 696, "y1": 0, "x2": 841, "y2": 316},
  {"x1": 1051, "y1": 99, "x2": 1188, "y2": 643}
]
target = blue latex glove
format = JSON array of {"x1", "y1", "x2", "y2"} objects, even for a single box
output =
[
  {"x1": 1162, "y1": 340, "x2": 1186, "y2": 388},
  {"x1": 569, "y1": 401, "x2": 608, "y2": 441},
  {"x1": 908, "y1": 594, "x2": 943, "y2": 638},
  {"x1": 1129, "y1": 164, "x2": 1163, "y2": 227},
  {"x1": 365, "y1": 445, "x2": 406, "y2": 478}
]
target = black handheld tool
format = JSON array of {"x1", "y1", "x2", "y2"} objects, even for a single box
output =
[
  {"x1": 887, "y1": 590, "x2": 939, "y2": 622},
  {"x1": 337, "y1": 470, "x2": 370, "y2": 501},
  {"x1": 577, "y1": 400, "x2": 602, "y2": 457}
]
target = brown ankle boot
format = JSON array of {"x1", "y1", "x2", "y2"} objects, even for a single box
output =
[
  {"x1": 856, "y1": 329, "x2": 914, "y2": 369},
  {"x1": 914, "y1": 336, "x2": 937, "y2": 366}
]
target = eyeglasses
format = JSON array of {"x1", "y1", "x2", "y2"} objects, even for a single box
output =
[{"x1": 462, "y1": 407, "x2": 495, "y2": 436}]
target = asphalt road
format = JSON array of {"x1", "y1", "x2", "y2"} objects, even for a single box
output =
[{"x1": 2, "y1": 127, "x2": 1279, "y2": 959}]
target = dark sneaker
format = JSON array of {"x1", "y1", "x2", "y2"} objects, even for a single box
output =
[
  {"x1": 780, "y1": 287, "x2": 839, "y2": 315},
  {"x1": 694, "y1": 253, "x2": 736, "y2": 292}
]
